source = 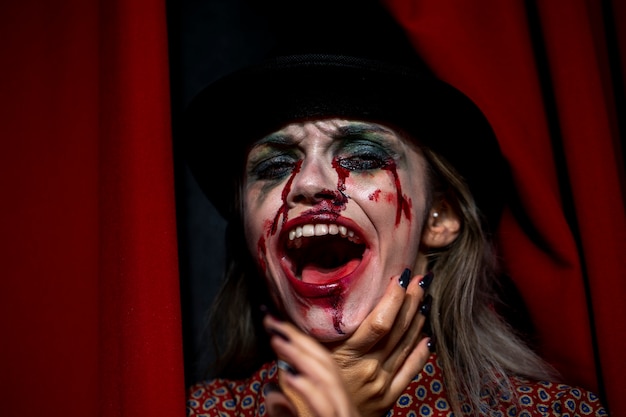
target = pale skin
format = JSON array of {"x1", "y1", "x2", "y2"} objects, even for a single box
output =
[{"x1": 243, "y1": 119, "x2": 461, "y2": 416}]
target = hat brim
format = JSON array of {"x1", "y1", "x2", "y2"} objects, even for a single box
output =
[{"x1": 182, "y1": 54, "x2": 510, "y2": 228}]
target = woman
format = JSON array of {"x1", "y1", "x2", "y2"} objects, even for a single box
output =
[
  {"x1": 180, "y1": 5, "x2": 607, "y2": 416},
  {"x1": 181, "y1": 56, "x2": 607, "y2": 416}
]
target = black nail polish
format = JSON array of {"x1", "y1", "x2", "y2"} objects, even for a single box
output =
[
  {"x1": 399, "y1": 268, "x2": 412, "y2": 289},
  {"x1": 418, "y1": 271, "x2": 434, "y2": 290},
  {"x1": 419, "y1": 294, "x2": 433, "y2": 316},
  {"x1": 427, "y1": 335, "x2": 436, "y2": 353},
  {"x1": 268, "y1": 327, "x2": 290, "y2": 342},
  {"x1": 260, "y1": 303, "x2": 287, "y2": 321},
  {"x1": 277, "y1": 359, "x2": 299, "y2": 375},
  {"x1": 263, "y1": 382, "x2": 283, "y2": 397}
]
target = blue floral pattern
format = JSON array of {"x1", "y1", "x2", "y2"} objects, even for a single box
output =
[{"x1": 187, "y1": 354, "x2": 608, "y2": 416}]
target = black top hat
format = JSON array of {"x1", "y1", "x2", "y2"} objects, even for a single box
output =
[{"x1": 181, "y1": 1, "x2": 511, "y2": 230}]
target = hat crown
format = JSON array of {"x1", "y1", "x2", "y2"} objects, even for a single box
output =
[
  {"x1": 182, "y1": 0, "x2": 512, "y2": 231},
  {"x1": 257, "y1": 0, "x2": 430, "y2": 73}
]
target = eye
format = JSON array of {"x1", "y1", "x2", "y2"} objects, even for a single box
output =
[
  {"x1": 249, "y1": 154, "x2": 298, "y2": 181},
  {"x1": 336, "y1": 142, "x2": 394, "y2": 172}
]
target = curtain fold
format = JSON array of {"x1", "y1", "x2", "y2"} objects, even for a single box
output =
[
  {"x1": 0, "y1": 1, "x2": 101, "y2": 415},
  {"x1": 0, "y1": 0, "x2": 185, "y2": 415},
  {"x1": 383, "y1": 0, "x2": 626, "y2": 415},
  {"x1": 97, "y1": 0, "x2": 185, "y2": 415},
  {"x1": 535, "y1": 1, "x2": 626, "y2": 413},
  {"x1": 2, "y1": 0, "x2": 624, "y2": 416}
]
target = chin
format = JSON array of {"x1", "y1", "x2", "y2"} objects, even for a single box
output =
[
  {"x1": 290, "y1": 304, "x2": 369, "y2": 343},
  {"x1": 305, "y1": 324, "x2": 356, "y2": 343}
]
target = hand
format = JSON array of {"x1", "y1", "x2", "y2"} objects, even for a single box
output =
[
  {"x1": 263, "y1": 270, "x2": 433, "y2": 417},
  {"x1": 329, "y1": 270, "x2": 433, "y2": 417},
  {"x1": 263, "y1": 315, "x2": 361, "y2": 417}
]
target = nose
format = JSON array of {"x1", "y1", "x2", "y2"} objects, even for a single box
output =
[{"x1": 287, "y1": 157, "x2": 339, "y2": 207}]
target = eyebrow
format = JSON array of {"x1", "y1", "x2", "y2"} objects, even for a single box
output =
[
  {"x1": 254, "y1": 132, "x2": 293, "y2": 147},
  {"x1": 253, "y1": 121, "x2": 396, "y2": 147},
  {"x1": 333, "y1": 123, "x2": 395, "y2": 138}
]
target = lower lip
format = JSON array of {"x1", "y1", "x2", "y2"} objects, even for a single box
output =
[
  {"x1": 290, "y1": 278, "x2": 345, "y2": 298},
  {"x1": 286, "y1": 252, "x2": 370, "y2": 298}
]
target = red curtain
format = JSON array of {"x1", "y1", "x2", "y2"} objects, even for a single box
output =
[
  {"x1": 1, "y1": 0, "x2": 624, "y2": 416},
  {"x1": 0, "y1": 0, "x2": 185, "y2": 416},
  {"x1": 383, "y1": 0, "x2": 626, "y2": 415}
]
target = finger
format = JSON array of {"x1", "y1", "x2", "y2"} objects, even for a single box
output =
[
  {"x1": 388, "y1": 337, "x2": 432, "y2": 398},
  {"x1": 369, "y1": 307, "x2": 431, "y2": 408},
  {"x1": 381, "y1": 293, "x2": 429, "y2": 373},
  {"x1": 385, "y1": 271, "x2": 434, "y2": 349},
  {"x1": 342, "y1": 268, "x2": 415, "y2": 352},
  {"x1": 375, "y1": 271, "x2": 425, "y2": 356},
  {"x1": 264, "y1": 314, "x2": 336, "y2": 369},
  {"x1": 264, "y1": 316, "x2": 362, "y2": 416},
  {"x1": 279, "y1": 366, "x2": 357, "y2": 417},
  {"x1": 354, "y1": 270, "x2": 433, "y2": 354},
  {"x1": 354, "y1": 270, "x2": 429, "y2": 374}
]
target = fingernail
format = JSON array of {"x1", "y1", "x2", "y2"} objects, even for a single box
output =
[
  {"x1": 399, "y1": 268, "x2": 412, "y2": 289},
  {"x1": 419, "y1": 294, "x2": 433, "y2": 316},
  {"x1": 261, "y1": 303, "x2": 287, "y2": 321},
  {"x1": 277, "y1": 359, "x2": 299, "y2": 375},
  {"x1": 418, "y1": 271, "x2": 434, "y2": 290},
  {"x1": 263, "y1": 382, "x2": 282, "y2": 397},
  {"x1": 260, "y1": 304, "x2": 280, "y2": 317},
  {"x1": 268, "y1": 327, "x2": 290, "y2": 342},
  {"x1": 427, "y1": 335, "x2": 436, "y2": 353}
]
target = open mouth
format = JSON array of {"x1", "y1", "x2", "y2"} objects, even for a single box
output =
[{"x1": 283, "y1": 223, "x2": 366, "y2": 285}]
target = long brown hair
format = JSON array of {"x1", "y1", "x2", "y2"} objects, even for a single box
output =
[
  {"x1": 204, "y1": 141, "x2": 557, "y2": 415},
  {"x1": 422, "y1": 148, "x2": 557, "y2": 415}
]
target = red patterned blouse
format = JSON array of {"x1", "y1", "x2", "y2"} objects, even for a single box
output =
[{"x1": 187, "y1": 354, "x2": 608, "y2": 416}]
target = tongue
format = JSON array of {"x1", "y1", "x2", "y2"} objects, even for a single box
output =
[{"x1": 300, "y1": 258, "x2": 361, "y2": 284}]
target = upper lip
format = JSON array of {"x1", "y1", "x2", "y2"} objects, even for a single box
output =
[
  {"x1": 277, "y1": 212, "x2": 369, "y2": 296},
  {"x1": 286, "y1": 222, "x2": 362, "y2": 248},
  {"x1": 279, "y1": 212, "x2": 365, "y2": 251}
]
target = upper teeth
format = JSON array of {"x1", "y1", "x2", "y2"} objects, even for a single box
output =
[{"x1": 287, "y1": 224, "x2": 359, "y2": 247}]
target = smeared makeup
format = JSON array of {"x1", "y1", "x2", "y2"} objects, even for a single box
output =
[
  {"x1": 245, "y1": 119, "x2": 426, "y2": 339},
  {"x1": 332, "y1": 158, "x2": 350, "y2": 207},
  {"x1": 369, "y1": 189, "x2": 382, "y2": 201},
  {"x1": 329, "y1": 292, "x2": 345, "y2": 334},
  {"x1": 382, "y1": 163, "x2": 412, "y2": 225},
  {"x1": 333, "y1": 124, "x2": 412, "y2": 225},
  {"x1": 269, "y1": 160, "x2": 302, "y2": 236}
]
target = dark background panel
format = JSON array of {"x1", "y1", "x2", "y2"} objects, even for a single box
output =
[{"x1": 167, "y1": 0, "x2": 276, "y2": 386}]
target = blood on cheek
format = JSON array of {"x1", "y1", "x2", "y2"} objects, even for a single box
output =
[
  {"x1": 381, "y1": 163, "x2": 412, "y2": 225},
  {"x1": 347, "y1": 157, "x2": 413, "y2": 226},
  {"x1": 267, "y1": 160, "x2": 302, "y2": 236}
]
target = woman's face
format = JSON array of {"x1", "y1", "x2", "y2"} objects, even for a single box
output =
[{"x1": 243, "y1": 118, "x2": 431, "y2": 342}]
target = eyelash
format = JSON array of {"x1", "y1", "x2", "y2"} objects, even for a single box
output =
[
  {"x1": 336, "y1": 150, "x2": 392, "y2": 171},
  {"x1": 249, "y1": 140, "x2": 395, "y2": 181},
  {"x1": 251, "y1": 155, "x2": 297, "y2": 181}
]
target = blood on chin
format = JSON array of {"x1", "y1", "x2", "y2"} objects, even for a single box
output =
[
  {"x1": 299, "y1": 309, "x2": 370, "y2": 343},
  {"x1": 307, "y1": 325, "x2": 354, "y2": 342}
]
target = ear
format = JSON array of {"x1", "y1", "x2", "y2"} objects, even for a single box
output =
[{"x1": 420, "y1": 203, "x2": 461, "y2": 249}]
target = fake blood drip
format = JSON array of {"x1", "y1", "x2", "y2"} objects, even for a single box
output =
[
  {"x1": 270, "y1": 160, "x2": 302, "y2": 236},
  {"x1": 256, "y1": 235, "x2": 267, "y2": 274},
  {"x1": 331, "y1": 159, "x2": 350, "y2": 208},
  {"x1": 327, "y1": 290, "x2": 345, "y2": 334},
  {"x1": 382, "y1": 163, "x2": 412, "y2": 225},
  {"x1": 283, "y1": 159, "x2": 350, "y2": 334}
]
